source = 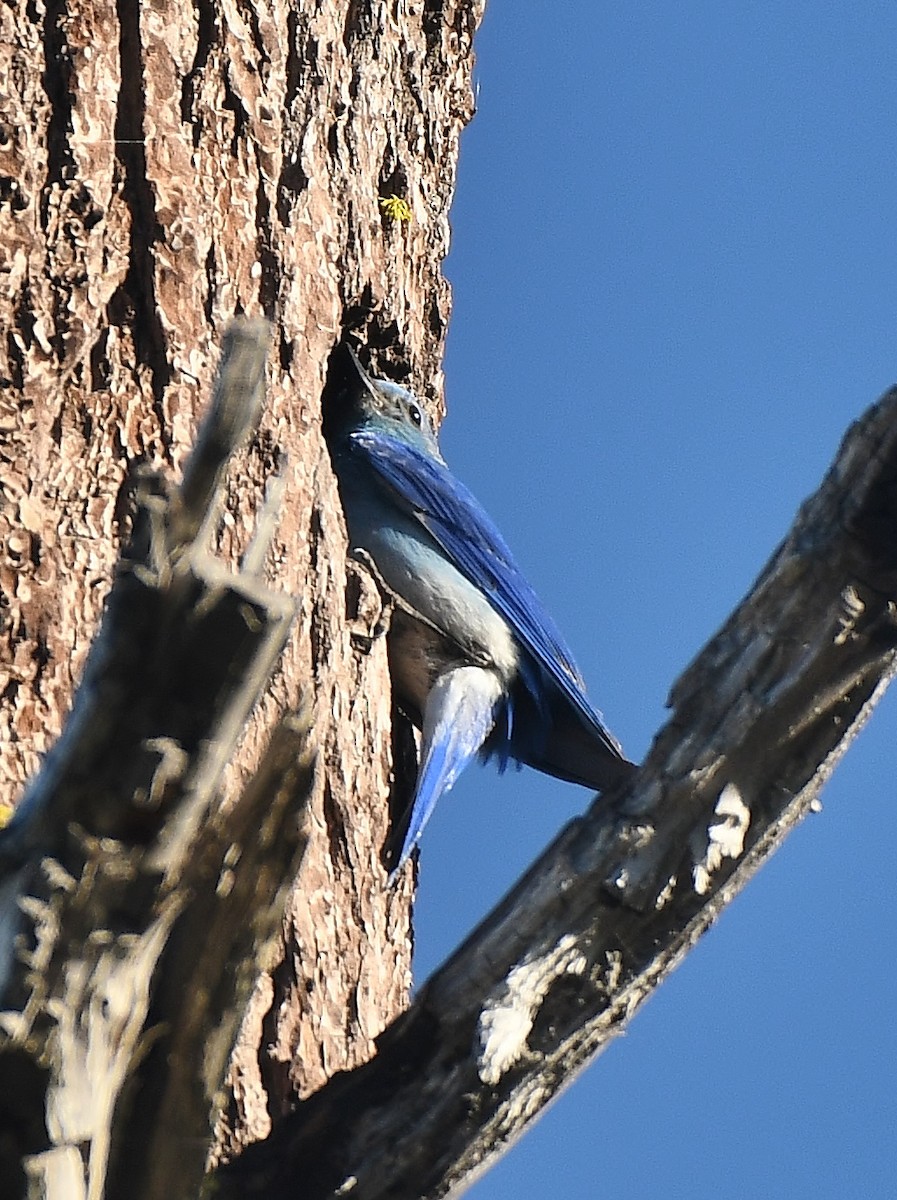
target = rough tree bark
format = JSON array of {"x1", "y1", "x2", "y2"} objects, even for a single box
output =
[{"x1": 0, "y1": 0, "x2": 483, "y2": 1194}]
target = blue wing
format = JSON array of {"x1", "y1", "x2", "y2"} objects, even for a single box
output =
[{"x1": 347, "y1": 429, "x2": 623, "y2": 758}]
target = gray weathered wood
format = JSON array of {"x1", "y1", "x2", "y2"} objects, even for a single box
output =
[
  {"x1": 214, "y1": 386, "x2": 897, "y2": 1200},
  {"x1": 0, "y1": 321, "x2": 309, "y2": 1200}
]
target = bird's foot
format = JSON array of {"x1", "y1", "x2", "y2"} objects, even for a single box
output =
[{"x1": 346, "y1": 550, "x2": 393, "y2": 651}]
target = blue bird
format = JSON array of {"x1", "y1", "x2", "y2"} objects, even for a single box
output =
[{"x1": 329, "y1": 346, "x2": 635, "y2": 877}]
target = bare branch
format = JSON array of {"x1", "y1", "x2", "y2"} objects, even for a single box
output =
[
  {"x1": 215, "y1": 387, "x2": 897, "y2": 1200},
  {"x1": 0, "y1": 321, "x2": 309, "y2": 1200},
  {"x1": 169, "y1": 318, "x2": 271, "y2": 557}
]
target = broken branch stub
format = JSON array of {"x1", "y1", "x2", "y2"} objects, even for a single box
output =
[{"x1": 0, "y1": 319, "x2": 307, "y2": 1200}]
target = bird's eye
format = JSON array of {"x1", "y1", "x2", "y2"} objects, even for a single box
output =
[{"x1": 408, "y1": 402, "x2": 423, "y2": 427}]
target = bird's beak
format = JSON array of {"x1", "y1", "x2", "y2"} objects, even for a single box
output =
[{"x1": 346, "y1": 343, "x2": 376, "y2": 392}]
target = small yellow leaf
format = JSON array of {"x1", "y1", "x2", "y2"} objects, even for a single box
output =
[{"x1": 379, "y1": 194, "x2": 413, "y2": 223}]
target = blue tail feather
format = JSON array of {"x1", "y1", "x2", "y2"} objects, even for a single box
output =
[{"x1": 389, "y1": 667, "x2": 504, "y2": 881}]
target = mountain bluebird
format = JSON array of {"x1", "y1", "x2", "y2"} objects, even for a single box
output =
[{"x1": 328, "y1": 346, "x2": 635, "y2": 877}]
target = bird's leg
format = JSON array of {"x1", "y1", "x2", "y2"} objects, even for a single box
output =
[{"x1": 346, "y1": 549, "x2": 394, "y2": 651}]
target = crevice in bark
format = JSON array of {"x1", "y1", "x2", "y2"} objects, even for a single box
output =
[
  {"x1": 240, "y1": 0, "x2": 268, "y2": 70},
  {"x1": 342, "y1": 0, "x2": 368, "y2": 50},
  {"x1": 40, "y1": 0, "x2": 75, "y2": 195},
  {"x1": 0, "y1": 175, "x2": 29, "y2": 212},
  {"x1": 322, "y1": 776, "x2": 350, "y2": 874},
  {"x1": 89, "y1": 328, "x2": 112, "y2": 392},
  {"x1": 254, "y1": 165, "x2": 280, "y2": 319},
  {"x1": 388, "y1": 710, "x2": 418, "y2": 853},
  {"x1": 220, "y1": 65, "x2": 250, "y2": 155},
  {"x1": 251, "y1": 425, "x2": 285, "y2": 481},
  {"x1": 307, "y1": 504, "x2": 326, "y2": 675},
  {"x1": 276, "y1": 155, "x2": 309, "y2": 229},
  {"x1": 114, "y1": 0, "x2": 172, "y2": 416},
  {"x1": 422, "y1": 1, "x2": 446, "y2": 55},
  {"x1": 204, "y1": 242, "x2": 217, "y2": 323},
  {"x1": 259, "y1": 951, "x2": 299, "y2": 1120},
  {"x1": 283, "y1": 9, "x2": 319, "y2": 113},
  {"x1": 427, "y1": 295, "x2": 444, "y2": 339},
  {"x1": 5, "y1": 328, "x2": 24, "y2": 390},
  {"x1": 340, "y1": 284, "x2": 376, "y2": 337},
  {"x1": 181, "y1": 0, "x2": 217, "y2": 139},
  {"x1": 11, "y1": 291, "x2": 42, "y2": 377},
  {"x1": 277, "y1": 327, "x2": 294, "y2": 372}
]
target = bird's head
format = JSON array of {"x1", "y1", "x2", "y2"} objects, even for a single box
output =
[{"x1": 343, "y1": 345, "x2": 442, "y2": 456}]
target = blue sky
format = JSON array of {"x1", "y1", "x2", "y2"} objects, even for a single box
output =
[{"x1": 409, "y1": 5, "x2": 897, "y2": 1198}]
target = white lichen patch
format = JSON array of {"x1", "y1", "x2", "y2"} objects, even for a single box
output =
[
  {"x1": 603, "y1": 949, "x2": 623, "y2": 992},
  {"x1": 655, "y1": 874, "x2": 677, "y2": 911},
  {"x1": 477, "y1": 935, "x2": 587, "y2": 1085},
  {"x1": 835, "y1": 584, "x2": 864, "y2": 644},
  {"x1": 692, "y1": 783, "x2": 751, "y2": 896}
]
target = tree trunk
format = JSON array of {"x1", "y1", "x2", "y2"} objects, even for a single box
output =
[{"x1": 0, "y1": 0, "x2": 483, "y2": 1194}]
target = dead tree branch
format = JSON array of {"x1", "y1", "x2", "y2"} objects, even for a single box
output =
[
  {"x1": 215, "y1": 386, "x2": 897, "y2": 1200},
  {"x1": 4, "y1": 353, "x2": 896, "y2": 1200},
  {"x1": 0, "y1": 321, "x2": 311, "y2": 1200}
]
